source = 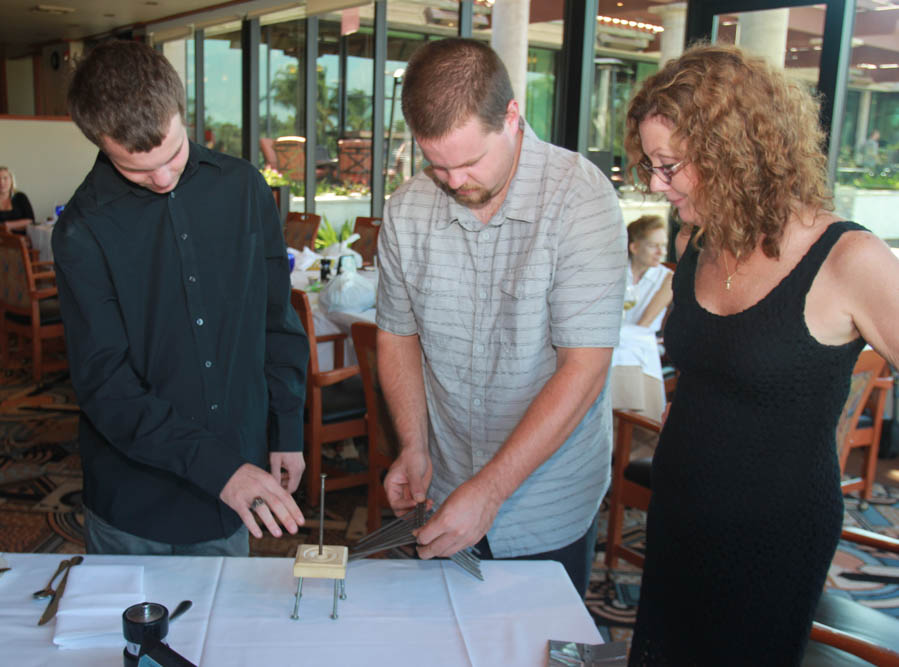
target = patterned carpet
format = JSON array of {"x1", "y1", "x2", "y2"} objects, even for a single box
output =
[{"x1": 2, "y1": 366, "x2": 898, "y2": 647}]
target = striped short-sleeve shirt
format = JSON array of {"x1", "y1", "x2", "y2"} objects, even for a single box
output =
[{"x1": 376, "y1": 123, "x2": 627, "y2": 557}]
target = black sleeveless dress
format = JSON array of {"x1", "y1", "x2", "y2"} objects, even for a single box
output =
[{"x1": 628, "y1": 221, "x2": 867, "y2": 666}]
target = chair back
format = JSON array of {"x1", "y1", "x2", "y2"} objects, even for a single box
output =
[
  {"x1": 352, "y1": 217, "x2": 381, "y2": 266},
  {"x1": 273, "y1": 136, "x2": 306, "y2": 181},
  {"x1": 284, "y1": 212, "x2": 321, "y2": 252},
  {"x1": 351, "y1": 321, "x2": 399, "y2": 462},
  {"x1": 290, "y1": 288, "x2": 322, "y2": 377},
  {"x1": 0, "y1": 232, "x2": 33, "y2": 311},
  {"x1": 337, "y1": 138, "x2": 372, "y2": 185},
  {"x1": 835, "y1": 349, "x2": 888, "y2": 464},
  {"x1": 351, "y1": 321, "x2": 398, "y2": 532}
]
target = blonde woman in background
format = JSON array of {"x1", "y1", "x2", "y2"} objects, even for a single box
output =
[
  {"x1": 609, "y1": 214, "x2": 673, "y2": 436},
  {"x1": 0, "y1": 167, "x2": 35, "y2": 234}
]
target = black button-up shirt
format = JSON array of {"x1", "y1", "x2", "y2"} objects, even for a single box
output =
[{"x1": 52, "y1": 142, "x2": 309, "y2": 544}]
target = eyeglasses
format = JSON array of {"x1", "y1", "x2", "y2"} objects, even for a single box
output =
[{"x1": 639, "y1": 158, "x2": 688, "y2": 184}]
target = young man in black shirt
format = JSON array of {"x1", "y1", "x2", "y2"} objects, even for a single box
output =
[{"x1": 53, "y1": 40, "x2": 309, "y2": 556}]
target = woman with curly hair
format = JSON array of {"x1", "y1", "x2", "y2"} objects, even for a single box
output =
[{"x1": 623, "y1": 43, "x2": 899, "y2": 665}]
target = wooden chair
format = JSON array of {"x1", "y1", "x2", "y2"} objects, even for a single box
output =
[
  {"x1": 273, "y1": 136, "x2": 306, "y2": 182},
  {"x1": 0, "y1": 231, "x2": 66, "y2": 382},
  {"x1": 804, "y1": 527, "x2": 899, "y2": 665},
  {"x1": 337, "y1": 138, "x2": 372, "y2": 185},
  {"x1": 836, "y1": 348, "x2": 892, "y2": 500},
  {"x1": 283, "y1": 212, "x2": 321, "y2": 252},
  {"x1": 352, "y1": 216, "x2": 381, "y2": 266},
  {"x1": 604, "y1": 408, "x2": 658, "y2": 569},
  {"x1": 350, "y1": 321, "x2": 399, "y2": 533},
  {"x1": 291, "y1": 289, "x2": 368, "y2": 508}
]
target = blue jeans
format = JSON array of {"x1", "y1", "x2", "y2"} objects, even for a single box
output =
[{"x1": 83, "y1": 506, "x2": 250, "y2": 557}]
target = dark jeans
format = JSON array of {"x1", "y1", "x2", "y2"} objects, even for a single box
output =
[
  {"x1": 83, "y1": 506, "x2": 250, "y2": 557},
  {"x1": 473, "y1": 509, "x2": 600, "y2": 598}
]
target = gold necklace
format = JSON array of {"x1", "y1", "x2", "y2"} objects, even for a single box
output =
[{"x1": 723, "y1": 253, "x2": 738, "y2": 290}]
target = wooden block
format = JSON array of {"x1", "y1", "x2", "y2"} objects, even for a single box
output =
[{"x1": 293, "y1": 544, "x2": 348, "y2": 580}]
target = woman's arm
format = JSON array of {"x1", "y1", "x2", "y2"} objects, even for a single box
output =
[{"x1": 635, "y1": 271, "x2": 673, "y2": 328}]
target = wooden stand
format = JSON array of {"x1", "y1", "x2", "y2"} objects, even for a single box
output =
[
  {"x1": 291, "y1": 544, "x2": 348, "y2": 620},
  {"x1": 290, "y1": 474, "x2": 348, "y2": 620}
]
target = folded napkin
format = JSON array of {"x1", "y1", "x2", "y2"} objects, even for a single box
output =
[{"x1": 53, "y1": 564, "x2": 144, "y2": 649}]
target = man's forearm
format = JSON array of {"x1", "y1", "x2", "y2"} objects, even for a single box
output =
[
  {"x1": 377, "y1": 329, "x2": 429, "y2": 453},
  {"x1": 475, "y1": 347, "x2": 613, "y2": 503}
]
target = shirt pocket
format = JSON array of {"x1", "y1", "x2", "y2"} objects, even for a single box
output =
[
  {"x1": 404, "y1": 261, "x2": 460, "y2": 351},
  {"x1": 499, "y1": 258, "x2": 552, "y2": 353}
]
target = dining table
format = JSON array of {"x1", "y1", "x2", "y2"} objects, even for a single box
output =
[
  {"x1": 291, "y1": 264, "x2": 378, "y2": 371},
  {"x1": 1, "y1": 552, "x2": 603, "y2": 666}
]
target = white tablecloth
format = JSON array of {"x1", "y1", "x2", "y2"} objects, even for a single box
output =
[
  {"x1": 1, "y1": 553, "x2": 601, "y2": 666},
  {"x1": 26, "y1": 222, "x2": 55, "y2": 262},
  {"x1": 295, "y1": 268, "x2": 378, "y2": 371}
]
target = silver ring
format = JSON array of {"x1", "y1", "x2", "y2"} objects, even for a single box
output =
[{"x1": 250, "y1": 496, "x2": 265, "y2": 511}]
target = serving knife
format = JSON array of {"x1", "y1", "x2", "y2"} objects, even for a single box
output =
[{"x1": 38, "y1": 559, "x2": 78, "y2": 625}]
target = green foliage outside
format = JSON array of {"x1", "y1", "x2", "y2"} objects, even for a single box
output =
[
  {"x1": 315, "y1": 216, "x2": 354, "y2": 250},
  {"x1": 851, "y1": 168, "x2": 899, "y2": 190}
]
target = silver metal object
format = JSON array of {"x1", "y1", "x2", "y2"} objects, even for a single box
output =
[
  {"x1": 319, "y1": 474, "x2": 326, "y2": 555},
  {"x1": 348, "y1": 503, "x2": 483, "y2": 580},
  {"x1": 250, "y1": 496, "x2": 265, "y2": 511},
  {"x1": 33, "y1": 555, "x2": 83, "y2": 600},
  {"x1": 169, "y1": 599, "x2": 192, "y2": 622},
  {"x1": 291, "y1": 577, "x2": 304, "y2": 620},
  {"x1": 38, "y1": 556, "x2": 84, "y2": 625}
]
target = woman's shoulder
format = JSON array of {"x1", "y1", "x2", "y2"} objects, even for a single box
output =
[{"x1": 825, "y1": 221, "x2": 895, "y2": 277}]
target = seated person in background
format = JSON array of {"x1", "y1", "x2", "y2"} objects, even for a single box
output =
[
  {"x1": 609, "y1": 215, "x2": 673, "y2": 446},
  {"x1": 0, "y1": 166, "x2": 35, "y2": 234}
]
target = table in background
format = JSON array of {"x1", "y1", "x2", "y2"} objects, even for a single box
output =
[
  {"x1": 292, "y1": 266, "x2": 378, "y2": 371},
  {"x1": 1, "y1": 553, "x2": 602, "y2": 666}
]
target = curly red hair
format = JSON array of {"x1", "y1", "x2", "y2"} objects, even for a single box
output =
[{"x1": 624, "y1": 43, "x2": 832, "y2": 259}]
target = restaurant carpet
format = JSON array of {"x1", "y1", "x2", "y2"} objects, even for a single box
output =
[{"x1": 2, "y1": 366, "x2": 899, "y2": 648}]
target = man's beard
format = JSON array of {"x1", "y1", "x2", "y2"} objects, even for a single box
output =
[{"x1": 437, "y1": 180, "x2": 493, "y2": 207}]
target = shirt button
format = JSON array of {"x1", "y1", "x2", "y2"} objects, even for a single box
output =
[
  {"x1": 479, "y1": 290, "x2": 487, "y2": 299},
  {"x1": 482, "y1": 232, "x2": 490, "y2": 241},
  {"x1": 180, "y1": 233, "x2": 188, "y2": 240},
  {"x1": 476, "y1": 344, "x2": 485, "y2": 353},
  {"x1": 170, "y1": 192, "x2": 176, "y2": 199},
  {"x1": 205, "y1": 360, "x2": 213, "y2": 368},
  {"x1": 210, "y1": 403, "x2": 219, "y2": 411},
  {"x1": 188, "y1": 275, "x2": 197, "y2": 283},
  {"x1": 473, "y1": 398, "x2": 482, "y2": 406},
  {"x1": 196, "y1": 318, "x2": 204, "y2": 326}
]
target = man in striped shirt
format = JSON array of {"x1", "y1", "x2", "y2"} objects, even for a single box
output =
[{"x1": 376, "y1": 38, "x2": 626, "y2": 597}]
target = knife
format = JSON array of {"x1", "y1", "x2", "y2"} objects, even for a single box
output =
[{"x1": 38, "y1": 561, "x2": 74, "y2": 626}]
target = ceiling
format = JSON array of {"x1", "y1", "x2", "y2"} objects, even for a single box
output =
[
  {"x1": 0, "y1": 0, "x2": 223, "y2": 54},
  {"x1": 4, "y1": 0, "x2": 899, "y2": 86}
]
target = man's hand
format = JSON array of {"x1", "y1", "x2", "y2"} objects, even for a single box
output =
[
  {"x1": 270, "y1": 451, "x2": 305, "y2": 493},
  {"x1": 220, "y1": 463, "x2": 305, "y2": 539},
  {"x1": 414, "y1": 476, "x2": 503, "y2": 559},
  {"x1": 383, "y1": 446, "x2": 433, "y2": 515}
]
